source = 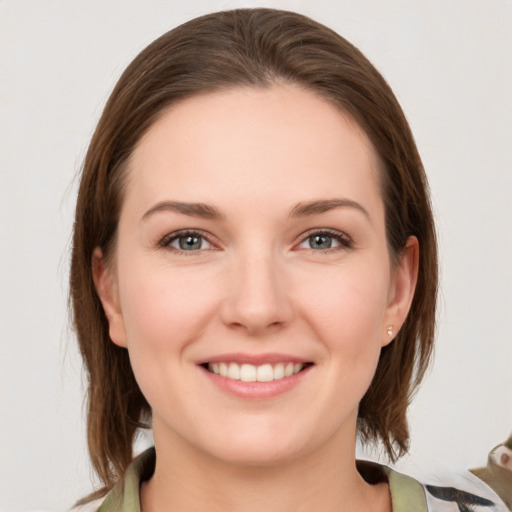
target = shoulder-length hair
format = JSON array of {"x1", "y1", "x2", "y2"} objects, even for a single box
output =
[{"x1": 71, "y1": 7, "x2": 437, "y2": 498}]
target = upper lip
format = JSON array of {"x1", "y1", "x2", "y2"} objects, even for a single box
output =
[{"x1": 196, "y1": 353, "x2": 312, "y2": 365}]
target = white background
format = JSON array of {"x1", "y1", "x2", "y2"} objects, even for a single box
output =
[{"x1": 0, "y1": 1, "x2": 511, "y2": 510}]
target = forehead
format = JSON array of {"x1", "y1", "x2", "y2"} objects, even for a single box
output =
[{"x1": 124, "y1": 84, "x2": 382, "y2": 217}]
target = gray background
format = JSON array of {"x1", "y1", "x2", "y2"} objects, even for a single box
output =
[{"x1": 1, "y1": 1, "x2": 511, "y2": 510}]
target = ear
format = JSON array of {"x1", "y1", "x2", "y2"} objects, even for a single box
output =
[
  {"x1": 382, "y1": 236, "x2": 419, "y2": 346},
  {"x1": 91, "y1": 247, "x2": 128, "y2": 348}
]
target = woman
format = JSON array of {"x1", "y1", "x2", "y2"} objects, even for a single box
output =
[{"x1": 70, "y1": 8, "x2": 508, "y2": 511}]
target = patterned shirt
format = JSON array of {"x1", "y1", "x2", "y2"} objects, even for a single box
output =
[{"x1": 77, "y1": 441, "x2": 511, "y2": 511}]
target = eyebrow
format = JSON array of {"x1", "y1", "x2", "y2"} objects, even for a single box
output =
[
  {"x1": 142, "y1": 198, "x2": 370, "y2": 222},
  {"x1": 289, "y1": 198, "x2": 371, "y2": 221},
  {"x1": 142, "y1": 200, "x2": 225, "y2": 221}
]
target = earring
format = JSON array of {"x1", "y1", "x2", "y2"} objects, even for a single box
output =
[{"x1": 386, "y1": 325, "x2": 394, "y2": 337}]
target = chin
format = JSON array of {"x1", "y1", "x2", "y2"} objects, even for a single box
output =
[
  {"x1": 185, "y1": 417, "x2": 304, "y2": 466},
  {"x1": 200, "y1": 417, "x2": 337, "y2": 468},
  {"x1": 209, "y1": 440, "x2": 302, "y2": 468}
]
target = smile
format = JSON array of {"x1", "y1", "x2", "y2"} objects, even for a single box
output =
[{"x1": 206, "y1": 362, "x2": 307, "y2": 382}]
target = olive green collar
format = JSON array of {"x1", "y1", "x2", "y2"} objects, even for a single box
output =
[{"x1": 98, "y1": 447, "x2": 428, "y2": 512}]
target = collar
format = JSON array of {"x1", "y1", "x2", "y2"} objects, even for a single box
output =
[{"x1": 97, "y1": 447, "x2": 428, "y2": 512}]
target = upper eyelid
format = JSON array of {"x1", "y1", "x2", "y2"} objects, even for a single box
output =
[
  {"x1": 298, "y1": 227, "x2": 351, "y2": 239},
  {"x1": 296, "y1": 228, "x2": 352, "y2": 243},
  {"x1": 159, "y1": 229, "x2": 216, "y2": 247}
]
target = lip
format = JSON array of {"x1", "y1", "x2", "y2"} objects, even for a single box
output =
[
  {"x1": 197, "y1": 353, "x2": 313, "y2": 399},
  {"x1": 196, "y1": 352, "x2": 311, "y2": 365}
]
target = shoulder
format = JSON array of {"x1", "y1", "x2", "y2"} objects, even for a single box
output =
[
  {"x1": 414, "y1": 470, "x2": 507, "y2": 512},
  {"x1": 358, "y1": 436, "x2": 512, "y2": 511},
  {"x1": 358, "y1": 458, "x2": 509, "y2": 511},
  {"x1": 469, "y1": 436, "x2": 512, "y2": 510},
  {"x1": 386, "y1": 463, "x2": 509, "y2": 511},
  {"x1": 72, "y1": 498, "x2": 103, "y2": 512},
  {"x1": 72, "y1": 448, "x2": 156, "y2": 512}
]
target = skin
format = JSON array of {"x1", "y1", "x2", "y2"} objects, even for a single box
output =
[{"x1": 93, "y1": 84, "x2": 418, "y2": 512}]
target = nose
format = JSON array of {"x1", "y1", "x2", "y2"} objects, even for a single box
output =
[{"x1": 220, "y1": 249, "x2": 294, "y2": 336}]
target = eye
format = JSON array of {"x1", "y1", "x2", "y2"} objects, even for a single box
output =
[
  {"x1": 160, "y1": 230, "x2": 213, "y2": 253},
  {"x1": 297, "y1": 229, "x2": 352, "y2": 252}
]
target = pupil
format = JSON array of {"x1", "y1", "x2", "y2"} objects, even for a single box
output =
[
  {"x1": 311, "y1": 235, "x2": 331, "y2": 249},
  {"x1": 179, "y1": 236, "x2": 201, "y2": 250}
]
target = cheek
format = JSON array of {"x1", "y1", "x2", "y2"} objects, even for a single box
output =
[
  {"x1": 117, "y1": 264, "x2": 220, "y2": 410},
  {"x1": 118, "y1": 263, "x2": 218, "y2": 354},
  {"x1": 301, "y1": 261, "x2": 390, "y2": 338},
  {"x1": 297, "y1": 261, "x2": 390, "y2": 389}
]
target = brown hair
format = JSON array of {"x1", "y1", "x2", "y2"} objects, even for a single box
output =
[{"x1": 71, "y1": 7, "x2": 437, "y2": 498}]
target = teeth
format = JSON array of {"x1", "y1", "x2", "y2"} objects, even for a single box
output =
[
  {"x1": 256, "y1": 364, "x2": 273, "y2": 382},
  {"x1": 227, "y1": 362, "x2": 240, "y2": 379},
  {"x1": 274, "y1": 363, "x2": 285, "y2": 379},
  {"x1": 241, "y1": 363, "x2": 257, "y2": 382},
  {"x1": 207, "y1": 361, "x2": 306, "y2": 381}
]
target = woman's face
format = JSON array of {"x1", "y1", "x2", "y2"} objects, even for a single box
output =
[{"x1": 95, "y1": 84, "x2": 417, "y2": 465}]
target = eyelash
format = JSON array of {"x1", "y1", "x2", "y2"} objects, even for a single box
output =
[{"x1": 159, "y1": 228, "x2": 353, "y2": 255}]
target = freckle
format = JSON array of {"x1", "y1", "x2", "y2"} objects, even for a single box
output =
[{"x1": 500, "y1": 453, "x2": 509, "y2": 465}]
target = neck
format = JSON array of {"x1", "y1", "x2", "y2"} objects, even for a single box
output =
[{"x1": 141, "y1": 423, "x2": 391, "y2": 512}]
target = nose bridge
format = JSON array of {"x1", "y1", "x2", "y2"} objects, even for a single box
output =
[{"x1": 222, "y1": 242, "x2": 292, "y2": 334}]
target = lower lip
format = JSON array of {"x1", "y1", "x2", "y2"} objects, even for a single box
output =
[{"x1": 200, "y1": 365, "x2": 312, "y2": 399}]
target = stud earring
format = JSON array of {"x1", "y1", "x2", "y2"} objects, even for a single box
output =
[{"x1": 386, "y1": 325, "x2": 394, "y2": 337}]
